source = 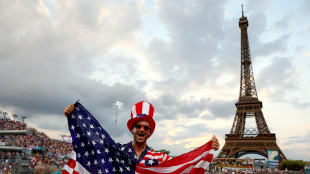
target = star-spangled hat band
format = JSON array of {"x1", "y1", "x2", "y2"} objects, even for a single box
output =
[{"x1": 127, "y1": 101, "x2": 155, "y2": 137}]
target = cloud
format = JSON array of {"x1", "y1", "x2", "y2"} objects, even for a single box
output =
[
  {"x1": 281, "y1": 129, "x2": 310, "y2": 160},
  {"x1": 300, "y1": 0, "x2": 310, "y2": 17},
  {"x1": 0, "y1": 0, "x2": 147, "y2": 132},
  {"x1": 291, "y1": 98, "x2": 310, "y2": 109},
  {"x1": 256, "y1": 57, "x2": 296, "y2": 101},
  {"x1": 245, "y1": 0, "x2": 271, "y2": 12},
  {"x1": 208, "y1": 100, "x2": 236, "y2": 118},
  {"x1": 148, "y1": 0, "x2": 232, "y2": 81}
]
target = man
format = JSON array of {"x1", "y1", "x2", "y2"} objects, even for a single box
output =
[{"x1": 64, "y1": 101, "x2": 220, "y2": 167}]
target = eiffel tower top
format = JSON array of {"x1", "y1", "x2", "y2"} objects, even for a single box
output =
[
  {"x1": 237, "y1": 5, "x2": 261, "y2": 106},
  {"x1": 239, "y1": 5, "x2": 248, "y2": 27}
]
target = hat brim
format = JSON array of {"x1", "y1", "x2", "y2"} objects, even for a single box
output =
[{"x1": 127, "y1": 116, "x2": 155, "y2": 138}]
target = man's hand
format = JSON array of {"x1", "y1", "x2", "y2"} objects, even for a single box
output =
[
  {"x1": 64, "y1": 104, "x2": 74, "y2": 117},
  {"x1": 211, "y1": 135, "x2": 220, "y2": 151}
]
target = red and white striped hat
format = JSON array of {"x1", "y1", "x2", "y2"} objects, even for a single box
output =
[{"x1": 127, "y1": 101, "x2": 155, "y2": 137}]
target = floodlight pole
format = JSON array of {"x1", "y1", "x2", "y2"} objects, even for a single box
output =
[
  {"x1": 112, "y1": 101, "x2": 124, "y2": 142},
  {"x1": 13, "y1": 114, "x2": 17, "y2": 121},
  {"x1": 22, "y1": 116, "x2": 26, "y2": 123},
  {"x1": 3, "y1": 112, "x2": 8, "y2": 119}
]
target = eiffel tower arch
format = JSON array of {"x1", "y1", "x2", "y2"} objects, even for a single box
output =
[{"x1": 217, "y1": 9, "x2": 287, "y2": 161}]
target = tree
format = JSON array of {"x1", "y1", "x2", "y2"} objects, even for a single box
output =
[
  {"x1": 280, "y1": 160, "x2": 308, "y2": 171},
  {"x1": 151, "y1": 148, "x2": 170, "y2": 156}
]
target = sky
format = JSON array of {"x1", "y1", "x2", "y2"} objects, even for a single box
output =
[{"x1": 0, "y1": 0, "x2": 309, "y2": 161}]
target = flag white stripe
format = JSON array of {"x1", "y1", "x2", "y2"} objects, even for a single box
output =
[
  {"x1": 182, "y1": 161, "x2": 210, "y2": 173},
  {"x1": 74, "y1": 161, "x2": 91, "y2": 174},
  {"x1": 195, "y1": 159, "x2": 211, "y2": 169},
  {"x1": 62, "y1": 151, "x2": 91, "y2": 174},
  {"x1": 63, "y1": 165, "x2": 74, "y2": 174},
  {"x1": 62, "y1": 151, "x2": 76, "y2": 174},
  {"x1": 70, "y1": 151, "x2": 76, "y2": 159},
  {"x1": 182, "y1": 164, "x2": 195, "y2": 173}
]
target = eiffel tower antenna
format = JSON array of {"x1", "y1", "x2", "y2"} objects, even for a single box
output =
[
  {"x1": 242, "y1": 4, "x2": 244, "y2": 17},
  {"x1": 217, "y1": 11, "x2": 287, "y2": 161}
]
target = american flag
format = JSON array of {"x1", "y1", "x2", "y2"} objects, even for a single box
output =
[{"x1": 62, "y1": 102, "x2": 214, "y2": 174}]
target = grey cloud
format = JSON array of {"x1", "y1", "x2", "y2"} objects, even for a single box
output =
[
  {"x1": 0, "y1": 0, "x2": 145, "y2": 128},
  {"x1": 253, "y1": 35, "x2": 289, "y2": 57},
  {"x1": 208, "y1": 100, "x2": 236, "y2": 118},
  {"x1": 28, "y1": 115, "x2": 68, "y2": 131},
  {"x1": 157, "y1": 0, "x2": 227, "y2": 41},
  {"x1": 245, "y1": 0, "x2": 271, "y2": 13},
  {"x1": 246, "y1": 13, "x2": 289, "y2": 59},
  {"x1": 146, "y1": 0, "x2": 242, "y2": 89},
  {"x1": 149, "y1": 93, "x2": 211, "y2": 121},
  {"x1": 273, "y1": 14, "x2": 290, "y2": 31},
  {"x1": 291, "y1": 99, "x2": 310, "y2": 109},
  {"x1": 150, "y1": 91, "x2": 235, "y2": 121},
  {"x1": 256, "y1": 57, "x2": 296, "y2": 101},
  {"x1": 247, "y1": 13, "x2": 267, "y2": 38},
  {"x1": 151, "y1": 1, "x2": 227, "y2": 64},
  {"x1": 282, "y1": 132, "x2": 310, "y2": 146},
  {"x1": 300, "y1": 0, "x2": 310, "y2": 16}
]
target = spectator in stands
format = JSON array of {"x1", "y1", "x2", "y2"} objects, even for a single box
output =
[{"x1": 0, "y1": 118, "x2": 73, "y2": 171}]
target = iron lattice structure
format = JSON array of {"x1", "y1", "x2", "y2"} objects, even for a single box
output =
[{"x1": 217, "y1": 10, "x2": 287, "y2": 161}]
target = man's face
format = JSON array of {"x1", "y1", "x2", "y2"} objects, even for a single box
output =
[{"x1": 132, "y1": 120, "x2": 151, "y2": 145}]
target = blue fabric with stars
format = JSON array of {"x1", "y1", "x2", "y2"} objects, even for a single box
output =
[
  {"x1": 118, "y1": 142, "x2": 159, "y2": 167},
  {"x1": 67, "y1": 102, "x2": 136, "y2": 174}
]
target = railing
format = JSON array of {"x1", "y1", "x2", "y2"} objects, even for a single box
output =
[
  {"x1": 225, "y1": 133, "x2": 276, "y2": 138},
  {"x1": 0, "y1": 130, "x2": 33, "y2": 174}
]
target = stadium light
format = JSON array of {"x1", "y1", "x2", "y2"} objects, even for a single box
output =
[
  {"x1": 112, "y1": 101, "x2": 124, "y2": 141},
  {"x1": 13, "y1": 114, "x2": 18, "y2": 121},
  {"x1": 2, "y1": 112, "x2": 8, "y2": 119},
  {"x1": 22, "y1": 116, "x2": 26, "y2": 123}
]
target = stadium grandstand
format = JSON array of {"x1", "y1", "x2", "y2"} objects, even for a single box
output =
[{"x1": 0, "y1": 118, "x2": 73, "y2": 173}]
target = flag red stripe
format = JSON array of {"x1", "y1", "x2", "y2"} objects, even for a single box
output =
[
  {"x1": 148, "y1": 104, "x2": 154, "y2": 117},
  {"x1": 171, "y1": 154, "x2": 213, "y2": 174},
  {"x1": 62, "y1": 170, "x2": 69, "y2": 174},
  {"x1": 67, "y1": 158, "x2": 76, "y2": 169},
  {"x1": 188, "y1": 168, "x2": 206, "y2": 174},
  {"x1": 136, "y1": 102, "x2": 143, "y2": 116}
]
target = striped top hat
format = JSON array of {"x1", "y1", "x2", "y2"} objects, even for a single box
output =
[{"x1": 127, "y1": 101, "x2": 155, "y2": 137}]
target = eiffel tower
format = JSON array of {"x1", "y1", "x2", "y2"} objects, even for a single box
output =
[{"x1": 217, "y1": 8, "x2": 287, "y2": 161}]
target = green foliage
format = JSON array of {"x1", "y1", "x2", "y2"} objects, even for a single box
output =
[
  {"x1": 280, "y1": 160, "x2": 308, "y2": 171},
  {"x1": 155, "y1": 149, "x2": 171, "y2": 156}
]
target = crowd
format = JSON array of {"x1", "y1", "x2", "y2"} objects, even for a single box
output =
[{"x1": 0, "y1": 118, "x2": 73, "y2": 173}]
